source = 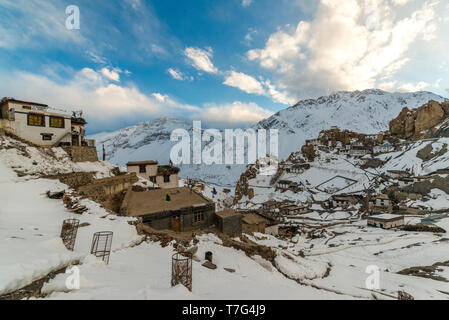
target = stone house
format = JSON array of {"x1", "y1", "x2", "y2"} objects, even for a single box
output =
[
  {"x1": 280, "y1": 205, "x2": 310, "y2": 215},
  {"x1": 375, "y1": 194, "x2": 392, "y2": 210},
  {"x1": 242, "y1": 214, "x2": 268, "y2": 234},
  {"x1": 331, "y1": 195, "x2": 358, "y2": 208},
  {"x1": 0, "y1": 98, "x2": 91, "y2": 147},
  {"x1": 215, "y1": 210, "x2": 242, "y2": 237},
  {"x1": 126, "y1": 161, "x2": 180, "y2": 189},
  {"x1": 123, "y1": 187, "x2": 215, "y2": 232}
]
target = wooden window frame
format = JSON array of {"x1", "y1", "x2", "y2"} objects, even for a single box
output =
[
  {"x1": 27, "y1": 113, "x2": 45, "y2": 127},
  {"x1": 49, "y1": 116, "x2": 65, "y2": 129},
  {"x1": 193, "y1": 211, "x2": 205, "y2": 223},
  {"x1": 164, "y1": 175, "x2": 170, "y2": 183},
  {"x1": 139, "y1": 165, "x2": 146, "y2": 173}
]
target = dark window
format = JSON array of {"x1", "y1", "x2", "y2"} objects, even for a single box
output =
[
  {"x1": 164, "y1": 175, "x2": 170, "y2": 183},
  {"x1": 49, "y1": 116, "x2": 65, "y2": 128},
  {"x1": 23, "y1": 105, "x2": 32, "y2": 110},
  {"x1": 27, "y1": 113, "x2": 45, "y2": 127},
  {"x1": 194, "y1": 211, "x2": 205, "y2": 223},
  {"x1": 139, "y1": 165, "x2": 146, "y2": 173},
  {"x1": 41, "y1": 133, "x2": 53, "y2": 141},
  {"x1": 150, "y1": 176, "x2": 156, "y2": 183}
]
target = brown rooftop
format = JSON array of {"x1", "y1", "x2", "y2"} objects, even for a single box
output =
[
  {"x1": 242, "y1": 214, "x2": 267, "y2": 225},
  {"x1": 216, "y1": 209, "x2": 241, "y2": 219},
  {"x1": 127, "y1": 160, "x2": 158, "y2": 166},
  {"x1": 127, "y1": 187, "x2": 211, "y2": 217}
]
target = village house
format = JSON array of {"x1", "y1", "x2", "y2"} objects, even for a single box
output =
[
  {"x1": 373, "y1": 143, "x2": 394, "y2": 154},
  {"x1": 123, "y1": 187, "x2": 215, "y2": 232},
  {"x1": 242, "y1": 213, "x2": 268, "y2": 234},
  {"x1": 126, "y1": 161, "x2": 180, "y2": 189},
  {"x1": 0, "y1": 98, "x2": 91, "y2": 147},
  {"x1": 215, "y1": 210, "x2": 242, "y2": 237},
  {"x1": 280, "y1": 205, "x2": 310, "y2": 216},
  {"x1": 330, "y1": 195, "x2": 358, "y2": 208},
  {"x1": 367, "y1": 214, "x2": 405, "y2": 229},
  {"x1": 397, "y1": 177, "x2": 415, "y2": 187}
]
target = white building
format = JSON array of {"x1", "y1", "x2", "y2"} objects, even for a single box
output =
[
  {"x1": 367, "y1": 214, "x2": 404, "y2": 229},
  {"x1": 0, "y1": 98, "x2": 90, "y2": 147},
  {"x1": 126, "y1": 161, "x2": 180, "y2": 189},
  {"x1": 373, "y1": 143, "x2": 394, "y2": 154}
]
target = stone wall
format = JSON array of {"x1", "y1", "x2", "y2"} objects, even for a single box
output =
[
  {"x1": 216, "y1": 213, "x2": 242, "y2": 237},
  {"x1": 64, "y1": 146, "x2": 99, "y2": 162},
  {"x1": 78, "y1": 173, "x2": 138, "y2": 202}
]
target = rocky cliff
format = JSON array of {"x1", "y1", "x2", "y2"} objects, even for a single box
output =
[{"x1": 389, "y1": 100, "x2": 449, "y2": 139}]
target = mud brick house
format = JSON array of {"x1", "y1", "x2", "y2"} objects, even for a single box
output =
[
  {"x1": 330, "y1": 195, "x2": 358, "y2": 208},
  {"x1": 126, "y1": 161, "x2": 180, "y2": 189},
  {"x1": 367, "y1": 214, "x2": 404, "y2": 229},
  {"x1": 242, "y1": 214, "x2": 268, "y2": 234},
  {"x1": 123, "y1": 187, "x2": 215, "y2": 232},
  {"x1": 215, "y1": 210, "x2": 242, "y2": 237},
  {"x1": 280, "y1": 205, "x2": 310, "y2": 216},
  {"x1": 0, "y1": 97, "x2": 92, "y2": 147}
]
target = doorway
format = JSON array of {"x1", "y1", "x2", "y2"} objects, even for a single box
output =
[{"x1": 173, "y1": 216, "x2": 181, "y2": 232}]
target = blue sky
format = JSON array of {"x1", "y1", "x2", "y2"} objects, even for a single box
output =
[{"x1": 0, "y1": 0, "x2": 448, "y2": 133}]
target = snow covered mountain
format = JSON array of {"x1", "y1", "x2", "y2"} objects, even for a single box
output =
[
  {"x1": 255, "y1": 89, "x2": 447, "y2": 159},
  {"x1": 90, "y1": 89, "x2": 447, "y2": 187}
]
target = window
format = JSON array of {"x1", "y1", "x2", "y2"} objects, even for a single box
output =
[
  {"x1": 164, "y1": 175, "x2": 170, "y2": 183},
  {"x1": 41, "y1": 133, "x2": 53, "y2": 141},
  {"x1": 49, "y1": 116, "x2": 65, "y2": 128},
  {"x1": 139, "y1": 165, "x2": 146, "y2": 173},
  {"x1": 149, "y1": 176, "x2": 156, "y2": 183},
  {"x1": 194, "y1": 211, "x2": 205, "y2": 223},
  {"x1": 27, "y1": 113, "x2": 45, "y2": 127}
]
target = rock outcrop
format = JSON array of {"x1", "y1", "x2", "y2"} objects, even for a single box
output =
[{"x1": 389, "y1": 100, "x2": 449, "y2": 139}]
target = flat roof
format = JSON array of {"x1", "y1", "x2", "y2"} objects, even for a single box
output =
[
  {"x1": 1, "y1": 98, "x2": 48, "y2": 108},
  {"x1": 127, "y1": 161, "x2": 158, "y2": 166},
  {"x1": 367, "y1": 214, "x2": 404, "y2": 221},
  {"x1": 242, "y1": 214, "x2": 267, "y2": 225},
  {"x1": 127, "y1": 187, "x2": 212, "y2": 217},
  {"x1": 216, "y1": 210, "x2": 241, "y2": 219}
]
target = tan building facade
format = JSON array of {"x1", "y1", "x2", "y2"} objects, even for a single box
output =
[{"x1": 126, "y1": 161, "x2": 180, "y2": 189}]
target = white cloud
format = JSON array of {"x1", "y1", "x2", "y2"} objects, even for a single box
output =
[
  {"x1": 184, "y1": 47, "x2": 218, "y2": 74},
  {"x1": 223, "y1": 71, "x2": 265, "y2": 95},
  {"x1": 223, "y1": 71, "x2": 296, "y2": 105},
  {"x1": 167, "y1": 68, "x2": 192, "y2": 81},
  {"x1": 247, "y1": 0, "x2": 440, "y2": 98},
  {"x1": 397, "y1": 81, "x2": 430, "y2": 92},
  {"x1": 194, "y1": 101, "x2": 274, "y2": 127},
  {"x1": 0, "y1": 68, "x2": 200, "y2": 130},
  {"x1": 242, "y1": 0, "x2": 253, "y2": 8},
  {"x1": 100, "y1": 68, "x2": 121, "y2": 82}
]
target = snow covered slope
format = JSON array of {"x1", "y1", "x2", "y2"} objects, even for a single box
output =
[{"x1": 91, "y1": 90, "x2": 447, "y2": 186}]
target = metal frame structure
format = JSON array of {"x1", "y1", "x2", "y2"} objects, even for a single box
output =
[
  {"x1": 90, "y1": 231, "x2": 113, "y2": 264},
  {"x1": 60, "y1": 219, "x2": 80, "y2": 251},
  {"x1": 171, "y1": 253, "x2": 192, "y2": 292}
]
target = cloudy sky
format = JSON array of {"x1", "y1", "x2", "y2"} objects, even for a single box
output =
[{"x1": 0, "y1": 0, "x2": 448, "y2": 133}]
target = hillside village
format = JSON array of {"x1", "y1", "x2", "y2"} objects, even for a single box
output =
[{"x1": 1, "y1": 96, "x2": 449, "y2": 300}]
